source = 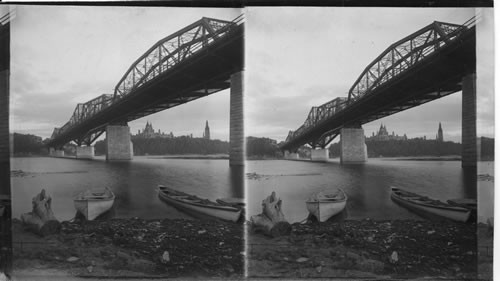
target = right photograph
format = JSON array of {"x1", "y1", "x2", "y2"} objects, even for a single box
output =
[{"x1": 244, "y1": 7, "x2": 494, "y2": 279}]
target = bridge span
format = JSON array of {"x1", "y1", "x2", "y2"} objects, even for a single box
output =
[
  {"x1": 47, "y1": 16, "x2": 244, "y2": 165},
  {"x1": 280, "y1": 18, "x2": 477, "y2": 167}
]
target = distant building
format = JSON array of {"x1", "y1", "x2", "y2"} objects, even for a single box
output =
[
  {"x1": 203, "y1": 120, "x2": 210, "y2": 140},
  {"x1": 136, "y1": 121, "x2": 173, "y2": 138},
  {"x1": 367, "y1": 124, "x2": 406, "y2": 141},
  {"x1": 436, "y1": 122, "x2": 444, "y2": 142}
]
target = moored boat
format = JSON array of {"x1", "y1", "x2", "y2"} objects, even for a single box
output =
[
  {"x1": 158, "y1": 185, "x2": 242, "y2": 222},
  {"x1": 306, "y1": 188, "x2": 347, "y2": 222},
  {"x1": 74, "y1": 187, "x2": 115, "y2": 220},
  {"x1": 390, "y1": 186, "x2": 471, "y2": 222},
  {"x1": 216, "y1": 197, "x2": 245, "y2": 209}
]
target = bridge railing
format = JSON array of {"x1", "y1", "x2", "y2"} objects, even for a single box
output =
[
  {"x1": 113, "y1": 15, "x2": 244, "y2": 100},
  {"x1": 348, "y1": 18, "x2": 476, "y2": 102}
]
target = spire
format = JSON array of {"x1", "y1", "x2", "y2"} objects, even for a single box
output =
[{"x1": 204, "y1": 120, "x2": 210, "y2": 140}]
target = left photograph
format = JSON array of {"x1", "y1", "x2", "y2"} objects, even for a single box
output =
[{"x1": 8, "y1": 6, "x2": 244, "y2": 278}]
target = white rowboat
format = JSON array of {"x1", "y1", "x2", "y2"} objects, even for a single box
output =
[
  {"x1": 306, "y1": 188, "x2": 347, "y2": 222},
  {"x1": 158, "y1": 185, "x2": 242, "y2": 222},
  {"x1": 391, "y1": 186, "x2": 471, "y2": 222},
  {"x1": 74, "y1": 187, "x2": 115, "y2": 220}
]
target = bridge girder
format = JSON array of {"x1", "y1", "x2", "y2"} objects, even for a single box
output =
[
  {"x1": 47, "y1": 15, "x2": 244, "y2": 147},
  {"x1": 281, "y1": 17, "x2": 476, "y2": 151},
  {"x1": 348, "y1": 20, "x2": 472, "y2": 102}
]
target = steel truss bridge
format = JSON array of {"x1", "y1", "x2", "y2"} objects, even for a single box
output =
[
  {"x1": 47, "y1": 16, "x2": 244, "y2": 147},
  {"x1": 281, "y1": 18, "x2": 476, "y2": 151}
]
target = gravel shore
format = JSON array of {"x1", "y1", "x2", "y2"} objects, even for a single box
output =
[
  {"x1": 248, "y1": 219, "x2": 480, "y2": 279},
  {"x1": 12, "y1": 218, "x2": 244, "y2": 278}
]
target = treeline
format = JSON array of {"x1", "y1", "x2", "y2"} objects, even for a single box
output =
[
  {"x1": 12, "y1": 133, "x2": 47, "y2": 155},
  {"x1": 246, "y1": 136, "x2": 282, "y2": 159},
  {"x1": 329, "y1": 139, "x2": 462, "y2": 158},
  {"x1": 95, "y1": 136, "x2": 229, "y2": 155}
]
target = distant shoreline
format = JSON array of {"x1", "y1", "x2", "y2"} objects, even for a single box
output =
[{"x1": 145, "y1": 154, "x2": 229, "y2": 160}]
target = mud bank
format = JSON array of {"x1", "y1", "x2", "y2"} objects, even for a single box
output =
[
  {"x1": 248, "y1": 219, "x2": 479, "y2": 279},
  {"x1": 12, "y1": 218, "x2": 243, "y2": 278}
]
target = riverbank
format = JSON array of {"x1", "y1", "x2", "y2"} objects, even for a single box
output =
[
  {"x1": 146, "y1": 154, "x2": 229, "y2": 160},
  {"x1": 12, "y1": 218, "x2": 243, "y2": 278},
  {"x1": 248, "y1": 219, "x2": 482, "y2": 279}
]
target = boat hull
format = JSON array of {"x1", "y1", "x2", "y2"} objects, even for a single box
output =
[
  {"x1": 158, "y1": 187, "x2": 241, "y2": 222},
  {"x1": 74, "y1": 198, "x2": 114, "y2": 220},
  {"x1": 306, "y1": 200, "x2": 346, "y2": 222},
  {"x1": 391, "y1": 188, "x2": 470, "y2": 222}
]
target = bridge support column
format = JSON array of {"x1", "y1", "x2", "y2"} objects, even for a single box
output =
[
  {"x1": 106, "y1": 125, "x2": 133, "y2": 161},
  {"x1": 76, "y1": 146, "x2": 94, "y2": 159},
  {"x1": 461, "y1": 73, "x2": 477, "y2": 167},
  {"x1": 340, "y1": 127, "x2": 367, "y2": 164},
  {"x1": 54, "y1": 149, "x2": 65, "y2": 157},
  {"x1": 229, "y1": 71, "x2": 244, "y2": 166},
  {"x1": 284, "y1": 151, "x2": 299, "y2": 160},
  {"x1": 310, "y1": 149, "x2": 328, "y2": 162}
]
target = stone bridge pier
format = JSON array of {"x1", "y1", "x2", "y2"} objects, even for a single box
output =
[
  {"x1": 340, "y1": 127, "x2": 367, "y2": 164},
  {"x1": 229, "y1": 71, "x2": 244, "y2": 166},
  {"x1": 284, "y1": 151, "x2": 299, "y2": 160},
  {"x1": 461, "y1": 73, "x2": 477, "y2": 168},
  {"x1": 76, "y1": 146, "x2": 94, "y2": 159},
  {"x1": 49, "y1": 147, "x2": 65, "y2": 157},
  {"x1": 310, "y1": 148, "x2": 329, "y2": 162},
  {"x1": 106, "y1": 124, "x2": 133, "y2": 161}
]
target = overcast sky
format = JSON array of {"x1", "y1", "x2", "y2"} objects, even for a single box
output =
[
  {"x1": 10, "y1": 6, "x2": 241, "y2": 141},
  {"x1": 245, "y1": 7, "x2": 495, "y2": 144},
  {"x1": 8, "y1": 7, "x2": 494, "y2": 144}
]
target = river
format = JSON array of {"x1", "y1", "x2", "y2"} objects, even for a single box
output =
[
  {"x1": 247, "y1": 158, "x2": 493, "y2": 223},
  {"x1": 10, "y1": 156, "x2": 493, "y2": 223},
  {"x1": 10, "y1": 156, "x2": 244, "y2": 221}
]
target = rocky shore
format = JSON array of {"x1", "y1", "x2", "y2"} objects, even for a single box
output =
[
  {"x1": 12, "y1": 218, "x2": 243, "y2": 278},
  {"x1": 248, "y1": 219, "x2": 480, "y2": 279},
  {"x1": 11, "y1": 217, "x2": 491, "y2": 279}
]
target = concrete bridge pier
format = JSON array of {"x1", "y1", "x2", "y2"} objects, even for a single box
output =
[
  {"x1": 284, "y1": 151, "x2": 299, "y2": 160},
  {"x1": 106, "y1": 124, "x2": 133, "y2": 161},
  {"x1": 461, "y1": 73, "x2": 477, "y2": 167},
  {"x1": 229, "y1": 71, "x2": 244, "y2": 166},
  {"x1": 340, "y1": 127, "x2": 367, "y2": 164},
  {"x1": 310, "y1": 148, "x2": 329, "y2": 162},
  {"x1": 54, "y1": 149, "x2": 65, "y2": 157},
  {"x1": 76, "y1": 146, "x2": 94, "y2": 159}
]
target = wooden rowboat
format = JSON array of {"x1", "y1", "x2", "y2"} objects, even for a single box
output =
[
  {"x1": 74, "y1": 187, "x2": 115, "y2": 220},
  {"x1": 391, "y1": 186, "x2": 471, "y2": 222},
  {"x1": 306, "y1": 188, "x2": 347, "y2": 222},
  {"x1": 158, "y1": 185, "x2": 242, "y2": 222}
]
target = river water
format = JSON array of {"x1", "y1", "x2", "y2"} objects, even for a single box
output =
[
  {"x1": 247, "y1": 159, "x2": 493, "y2": 223},
  {"x1": 10, "y1": 157, "x2": 493, "y2": 223},
  {"x1": 10, "y1": 156, "x2": 244, "y2": 221}
]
